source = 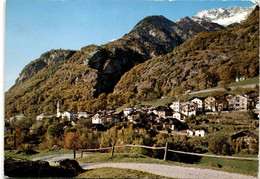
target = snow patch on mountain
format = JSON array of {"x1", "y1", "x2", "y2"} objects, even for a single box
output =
[{"x1": 192, "y1": 6, "x2": 255, "y2": 26}]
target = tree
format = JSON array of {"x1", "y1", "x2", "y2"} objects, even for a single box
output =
[
  {"x1": 47, "y1": 122, "x2": 63, "y2": 137},
  {"x1": 63, "y1": 132, "x2": 81, "y2": 149},
  {"x1": 208, "y1": 134, "x2": 231, "y2": 155}
]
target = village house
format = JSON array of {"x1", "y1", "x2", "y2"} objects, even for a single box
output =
[
  {"x1": 170, "y1": 101, "x2": 196, "y2": 117},
  {"x1": 162, "y1": 118, "x2": 187, "y2": 131},
  {"x1": 204, "y1": 96, "x2": 228, "y2": 112},
  {"x1": 106, "y1": 114, "x2": 120, "y2": 124},
  {"x1": 147, "y1": 106, "x2": 156, "y2": 114},
  {"x1": 154, "y1": 106, "x2": 173, "y2": 119},
  {"x1": 127, "y1": 111, "x2": 145, "y2": 123},
  {"x1": 246, "y1": 91, "x2": 259, "y2": 109},
  {"x1": 195, "y1": 129, "x2": 206, "y2": 137},
  {"x1": 235, "y1": 76, "x2": 247, "y2": 82},
  {"x1": 187, "y1": 129, "x2": 206, "y2": 137},
  {"x1": 181, "y1": 102, "x2": 196, "y2": 117},
  {"x1": 172, "y1": 111, "x2": 186, "y2": 122},
  {"x1": 123, "y1": 108, "x2": 134, "y2": 116},
  {"x1": 77, "y1": 111, "x2": 93, "y2": 119},
  {"x1": 92, "y1": 113, "x2": 105, "y2": 125},
  {"x1": 170, "y1": 101, "x2": 182, "y2": 112},
  {"x1": 228, "y1": 94, "x2": 252, "y2": 111},
  {"x1": 190, "y1": 97, "x2": 204, "y2": 112},
  {"x1": 62, "y1": 111, "x2": 77, "y2": 121},
  {"x1": 36, "y1": 113, "x2": 55, "y2": 121}
]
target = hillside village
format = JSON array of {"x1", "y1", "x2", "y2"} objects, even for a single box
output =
[{"x1": 9, "y1": 90, "x2": 259, "y2": 138}]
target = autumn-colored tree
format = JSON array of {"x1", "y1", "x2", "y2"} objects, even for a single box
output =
[{"x1": 63, "y1": 132, "x2": 81, "y2": 149}]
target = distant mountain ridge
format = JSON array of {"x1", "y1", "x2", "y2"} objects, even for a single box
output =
[
  {"x1": 114, "y1": 6, "x2": 259, "y2": 96},
  {"x1": 192, "y1": 6, "x2": 255, "y2": 26},
  {"x1": 13, "y1": 14, "x2": 224, "y2": 91}
]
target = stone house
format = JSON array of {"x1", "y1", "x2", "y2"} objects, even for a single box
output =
[
  {"x1": 77, "y1": 111, "x2": 93, "y2": 119},
  {"x1": 62, "y1": 111, "x2": 77, "y2": 121},
  {"x1": 228, "y1": 94, "x2": 252, "y2": 111},
  {"x1": 187, "y1": 129, "x2": 206, "y2": 137},
  {"x1": 123, "y1": 108, "x2": 134, "y2": 116},
  {"x1": 170, "y1": 101, "x2": 197, "y2": 117},
  {"x1": 162, "y1": 118, "x2": 187, "y2": 131},
  {"x1": 190, "y1": 97, "x2": 204, "y2": 112},
  {"x1": 154, "y1": 106, "x2": 173, "y2": 119},
  {"x1": 204, "y1": 96, "x2": 228, "y2": 112},
  {"x1": 92, "y1": 113, "x2": 105, "y2": 125},
  {"x1": 36, "y1": 113, "x2": 55, "y2": 121},
  {"x1": 195, "y1": 129, "x2": 206, "y2": 137},
  {"x1": 106, "y1": 114, "x2": 120, "y2": 124},
  {"x1": 181, "y1": 102, "x2": 196, "y2": 117},
  {"x1": 170, "y1": 101, "x2": 182, "y2": 112},
  {"x1": 172, "y1": 111, "x2": 186, "y2": 122}
]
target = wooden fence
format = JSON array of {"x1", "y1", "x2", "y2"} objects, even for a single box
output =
[{"x1": 74, "y1": 142, "x2": 258, "y2": 161}]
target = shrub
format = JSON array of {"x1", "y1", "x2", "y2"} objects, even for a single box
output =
[{"x1": 208, "y1": 134, "x2": 231, "y2": 155}]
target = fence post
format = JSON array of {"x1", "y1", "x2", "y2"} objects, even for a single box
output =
[
  {"x1": 81, "y1": 150, "x2": 83, "y2": 158},
  {"x1": 73, "y1": 145, "x2": 76, "y2": 159},
  {"x1": 13, "y1": 132, "x2": 16, "y2": 150},
  {"x1": 164, "y1": 141, "x2": 168, "y2": 161},
  {"x1": 111, "y1": 142, "x2": 115, "y2": 157}
]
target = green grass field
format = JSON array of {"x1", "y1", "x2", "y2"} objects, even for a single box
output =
[
  {"x1": 142, "y1": 97, "x2": 173, "y2": 106},
  {"x1": 75, "y1": 167, "x2": 173, "y2": 178},
  {"x1": 196, "y1": 157, "x2": 259, "y2": 177},
  {"x1": 228, "y1": 77, "x2": 259, "y2": 87}
]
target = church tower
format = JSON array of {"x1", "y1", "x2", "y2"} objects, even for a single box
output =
[{"x1": 57, "y1": 101, "x2": 62, "y2": 117}]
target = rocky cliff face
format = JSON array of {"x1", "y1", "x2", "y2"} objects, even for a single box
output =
[
  {"x1": 16, "y1": 50, "x2": 76, "y2": 84},
  {"x1": 69, "y1": 45, "x2": 145, "y2": 96},
  {"x1": 175, "y1": 16, "x2": 225, "y2": 40},
  {"x1": 107, "y1": 15, "x2": 183, "y2": 58}
]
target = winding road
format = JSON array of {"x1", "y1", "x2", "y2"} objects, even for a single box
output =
[{"x1": 32, "y1": 154, "x2": 257, "y2": 179}]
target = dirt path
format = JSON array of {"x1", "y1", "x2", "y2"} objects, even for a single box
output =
[
  {"x1": 81, "y1": 162, "x2": 257, "y2": 179},
  {"x1": 32, "y1": 153, "x2": 92, "y2": 165}
]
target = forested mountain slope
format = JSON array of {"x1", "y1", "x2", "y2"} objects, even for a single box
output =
[{"x1": 114, "y1": 6, "x2": 259, "y2": 98}]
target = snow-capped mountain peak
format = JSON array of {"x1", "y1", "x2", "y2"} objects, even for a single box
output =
[{"x1": 192, "y1": 6, "x2": 255, "y2": 26}]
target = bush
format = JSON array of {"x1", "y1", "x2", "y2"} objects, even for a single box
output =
[{"x1": 208, "y1": 134, "x2": 231, "y2": 155}]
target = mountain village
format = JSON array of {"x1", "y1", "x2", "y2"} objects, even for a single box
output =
[
  {"x1": 4, "y1": 3, "x2": 259, "y2": 178},
  {"x1": 9, "y1": 90, "x2": 259, "y2": 138}
]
